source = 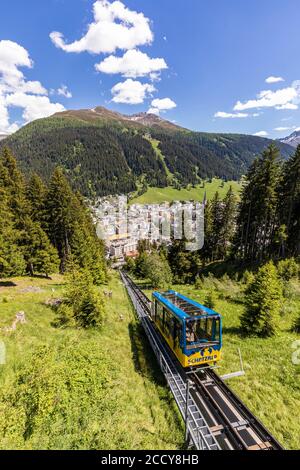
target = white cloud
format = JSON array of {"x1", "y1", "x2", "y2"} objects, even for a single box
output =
[
  {"x1": 111, "y1": 78, "x2": 155, "y2": 104},
  {"x1": 214, "y1": 111, "x2": 261, "y2": 119},
  {"x1": 274, "y1": 125, "x2": 300, "y2": 132},
  {"x1": 0, "y1": 39, "x2": 65, "y2": 133},
  {"x1": 148, "y1": 97, "x2": 177, "y2": 115},
  {"x1": 274, "y1": 126, "x2": 292, "y2": 132},
  {"x1": 265, "y1": 76, "x2": 284, "y2": 84},
  {"x1": 253, "y1": 131, "x2": 268, "y2": 137},
  {"x1": 5, "y1": 92, "x2": 65, "y2": 123},
  {"x1": 95, "y1": 49, "x2": 168, "y2": 79},
  {"x1": 50, "y1": 0, "x2": 153, "y2": 55},
  {"x1": 234, "y1": 81, "x2": 300, "y2": 112},
  {"x1": 214, "y1": 111, "x2": 249, "y2": 119},
  {"x1": 57, "y1": 84, "x2": 72, "y2": 98},
  {"x1": 275, "y1": 103, "x2": 298, "y2": 110},
  {"x1": 147, "y1": 107, "x2": 160, "y2": 116}
]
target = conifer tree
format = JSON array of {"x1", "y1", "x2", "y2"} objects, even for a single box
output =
[
  {"x1": 45, "y1": 167, "x2": 77, "y2": 273},
  {"x1": 278, "y1": 145, "x2": 300, "y2": 257},
  {"x1": 234, "y1": 145, "x2": 282, "y2": 262},
  {"x1": 19, "y1": 219, "x2": 60, "y2": 277},
  {"x1": 27, "y1": 173, "x2": 47, "y2": 224},
  {"x1": 219, "y1": 186, "x2": 238, "y2": 259},
  {"x1": 0, "y1": 186, "x2": 25, "y2": 277},
  {"x1": 241, "y1": 261, "x2": 283, "y2": 337}
]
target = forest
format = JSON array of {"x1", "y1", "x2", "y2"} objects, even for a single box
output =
[{"x1": 0, "y1": 111, "x2": 293, "y2": 197}]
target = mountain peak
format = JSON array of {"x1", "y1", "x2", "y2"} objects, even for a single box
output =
[
  {"x1": 279, "y1": 129, "x2": 300, "y2": 148},
  {"x1": 53, "y1": 105, "x2": 183, "y2": 131}
]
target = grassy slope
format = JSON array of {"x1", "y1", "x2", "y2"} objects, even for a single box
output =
[
  {"x1": 131, "y1": 179, "x2": 242, "y2": 205},
  {"x1": 0, "y1": 273, "x2": 184, "y2": 450},
  {"x1": 141, "y1": 277, "x2": 300, "y2": 450}
]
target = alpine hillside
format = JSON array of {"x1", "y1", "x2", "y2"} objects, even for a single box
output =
[
  {"x1": 279, "y1": 130, "x2": 300, "y2": 149},
  {"x1": 0, "y1": 106, "x2": 293, "y2": 197}
]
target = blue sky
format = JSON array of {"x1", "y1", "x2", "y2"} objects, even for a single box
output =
[{"x1": 0, "y1": 0, "x2": 300, "y2": 138}]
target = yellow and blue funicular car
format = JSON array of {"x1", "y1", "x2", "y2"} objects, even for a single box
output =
[{"x1": 151, "y1": 290, "x2": 222, "y2": 368}]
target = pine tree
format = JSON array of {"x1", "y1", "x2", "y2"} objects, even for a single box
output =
[
  {"x1": 278, "y1": 145, "x2": 300, "y2": 257},
  {"x1": 241, "y1": 261, "x2": 283, "y2": 337},
  {"x1": 210, "y1": 192, "x2": 223, "y2": 260},
  {"x1": 19, "y1": 219, "x2": 60, "y2": 277},
  {"x1": 0, "y1": 147, "x2": 29, "y2": 228},
  {"x1": 219, "y1": 186, "x2": 238, "y2": 259},
  {"x1": 234, "y1": 145, "x2": 282, "y2": 262},
  {"x1": 0, "y1": 185, "x2": 25, "y2": 277},
  {"x1": 26, "y1": 173, "x2": 47, "y2": 224},
  {"x1": 45, "y1": 168, "x2": 77, "y2": 273}
]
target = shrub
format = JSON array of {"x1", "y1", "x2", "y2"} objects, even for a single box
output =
[
  {"x1": 56, "y1": 269, "x2": 106, "y2": 329},
  {"x1": 204, "y1": 290, "x2": 217, "y2": 310},
  {"x1": 293, "y1": 316, "x2": 300, "y2": 333},
  {"x1": 277, "y1": 258, "x2": 299, "y2": 282}
]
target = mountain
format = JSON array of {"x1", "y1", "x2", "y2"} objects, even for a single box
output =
[
  {"x1": 279, "y1": 130, "x2": 300, "y2": 148},
  {"x1": 0, "y1": 106, "x2": 293, "y2": 197},
  {"x1": 0, "y1": 134, "x2": 8, "y2": 142}
]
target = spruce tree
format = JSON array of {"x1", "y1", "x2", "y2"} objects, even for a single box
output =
[
  {"x1": 241, "y1": 261, "x2": 283, "y2": 337},
  {"x1": 19, "y1": 218, "x2": 60, "y2": 277},
  {"x1": 234, "y1": 145, "x2": 282, "y2": 262},
  {"x1": 45, "y1": 168, "x2": 77, "y2": 273},
  {"x1": 27, "y1": 173, "x2": 47, "y2": 224},
  {"x1": 0, "y1": 186, "x2": 25, "y2": 277},
  {"x1": 278, "y1": 145, "x2": 300, "y2": 257},
  {"x1": 219, "y1": 186, "x2": 238, "y2": 259}
]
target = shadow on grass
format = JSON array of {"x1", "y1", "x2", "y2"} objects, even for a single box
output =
[
  {"x1": 128, "y1": 321, "x2": 165, "y2": 386},
  {"x1": 222, "y1": 325, "x2": 244, "y2": 337},
  {"x1": 0, "y1": 281, "x2": 17, "y2": 287}
]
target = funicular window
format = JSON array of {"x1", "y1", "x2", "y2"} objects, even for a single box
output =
[
  {"x1": 155, "y1": 301, "x2": 164, "y2": 327},
  {"x1": 186, "y1": 317, "x2": 220, "y2": 346},
  {"x1": 163, "y1": 308, "x2": 173, "y2": 337},
  {"x1": 173, "y1": 318, "x2": 182, "y2": 347}
]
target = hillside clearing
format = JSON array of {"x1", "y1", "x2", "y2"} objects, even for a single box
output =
[
  {"x1": 0, "y1": 273, "x2": 184, "y2": 450},
  {"x1": 131, "y1": 179, "x2": 242, "y2": 205}
]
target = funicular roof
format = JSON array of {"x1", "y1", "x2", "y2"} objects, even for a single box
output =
[{"x1": 153, "y1": 290, "x2": 221, "y2": 321}]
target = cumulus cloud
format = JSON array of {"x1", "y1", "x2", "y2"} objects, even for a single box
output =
[
  {"x1": 265, "y1": 76, "x2": 284, "y2": 84},
  {"x1": 50, "y1": 0, "x2": 153, "y2": 54},
  {"x1": 0, "y1": 39, "x2": 65, "y2": 133},
  {"x1": 253, "y1": 131, "x2": 268, "y2": 137},
  {"x1": 6, "y1": 92, "x2": 65, "y2": 123},
  {"x1": 95, "y1": 49, "x2": 168, "y2": 79},
  {"x1": 148, "y1": 97, "x2": 176, "y2": 115},
  {"x1": 111, "y1": 78, "x2": 155, "y2": 104},
  {"x1": 234, "y1": 81, "x2": 300, "y2": 111}
]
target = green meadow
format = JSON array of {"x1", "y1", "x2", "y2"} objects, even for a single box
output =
[{"x1": 131, "y1": 179, "x2": 242, "y2": 205}]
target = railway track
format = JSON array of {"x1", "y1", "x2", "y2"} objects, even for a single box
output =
[{"x1": 121, "y1": 271, "x2": 284, "y2": 451}]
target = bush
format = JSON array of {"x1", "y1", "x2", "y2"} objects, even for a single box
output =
[
  {"x1": 56, "y1": 269, "x2": 106, "y2": 329},
  {"x1": 204, "y1": 290, "x2": 217, "y2": 309},
  {"x1": 241, "y1": 262, "x2": 283, "y2": 337},
  {"x1": 293, "y1": 316, "x2": 300, "y2": 333},
  {"x1": 277, "y1": 258, "x2": 299, "y2": 282}
]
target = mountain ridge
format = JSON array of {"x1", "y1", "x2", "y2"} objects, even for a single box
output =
[
  {"x1": 279, "y1": 129, "x2": 300, "y2": 148},
  {"x1": 0, "y1": 105, "x2": 294, "y2": 197}
]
